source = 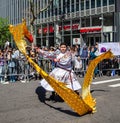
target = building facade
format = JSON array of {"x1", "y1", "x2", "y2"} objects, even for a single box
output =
[{"x1": 0, "y1": 0, "x2": 118, "y2": 47}]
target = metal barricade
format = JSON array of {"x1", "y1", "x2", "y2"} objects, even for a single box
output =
[
  {"x1": 73, "y1": 57, "x2": 103, "y2": 78},
  {"x1": 39, "y1": 58, "x2": 52, "y2": 73},
  {"x1": 0, "y1": 57, "x2": 52, "y2": 83},
  {"x1": 2, "y1": 55, "x2": 119, "y2": 83},
  {"x1": 98, "y1": 56, "x2": 120, "y2": 76}
]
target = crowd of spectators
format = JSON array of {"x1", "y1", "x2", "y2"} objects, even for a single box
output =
[{"x1": 0, "y1": 42, "x2": 120, "y2": 84}]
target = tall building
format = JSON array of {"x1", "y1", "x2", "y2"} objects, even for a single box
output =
[{"x1": 0, "y1": 0, "x2": 118, "y2": 47}]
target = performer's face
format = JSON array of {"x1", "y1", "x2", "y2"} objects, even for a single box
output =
[{"x1": 60, "y1": 45, "x2": 67, "y2": 53}]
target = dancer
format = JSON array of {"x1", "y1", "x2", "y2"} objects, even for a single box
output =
[{"x1": 37, "y1": 43, "x2": 81, "y2": 100}]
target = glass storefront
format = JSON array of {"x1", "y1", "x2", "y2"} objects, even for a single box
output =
[
  {"x1": 0, "y1": 0, "x2": 117, "y2": 47},
  {"x1": 36, "y1": 11, "x2": 114, "y2": 47}
]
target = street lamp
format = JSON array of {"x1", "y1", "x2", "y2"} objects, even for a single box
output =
[{"x1": 99, "y1": 16, "x2": 104, "y2": 42}]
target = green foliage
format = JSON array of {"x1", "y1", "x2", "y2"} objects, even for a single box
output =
[{"x1": 0, "y1": 17, "x2": 11, "y2": 47}]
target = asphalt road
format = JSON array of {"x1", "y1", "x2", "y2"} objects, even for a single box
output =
[{"x1": 0, "y1": 76, "x2": 120, "y2": 123}]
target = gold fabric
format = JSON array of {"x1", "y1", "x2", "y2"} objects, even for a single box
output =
[
  {"x1": 9, "y1": 20, "x2": 114, "y2": 116},
  {"x1": 82, "y1": 51, "x2": 114, "y2": 111}
]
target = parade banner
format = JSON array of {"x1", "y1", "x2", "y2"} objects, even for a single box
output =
[{"x1": 98, "y1": 42, "x2": 120, "y2": 56}]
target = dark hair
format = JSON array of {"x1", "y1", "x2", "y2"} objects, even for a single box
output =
[{"x1": 60, "y1": 42, "x2": 67, "y2": 47}]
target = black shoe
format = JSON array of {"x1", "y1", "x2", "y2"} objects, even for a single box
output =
[
  {"x1": 49, "y1": 94, "x2": 55, "y2": 100},
  {"x1": 54, "y1": 94, "x2": 64, "y2": 102},
  {"x1": 46, "y1": 92, "x2": 55, "y2": 101}
]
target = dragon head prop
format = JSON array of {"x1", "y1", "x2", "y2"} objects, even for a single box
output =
[{"x1": 9, "y1": 19, "x2": 33, "y2": 54}]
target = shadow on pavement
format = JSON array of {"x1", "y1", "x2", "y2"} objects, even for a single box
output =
[
  {"x1": 90, "y1": 89, "x2": 110, "y2": 93},
  {"x1": 44, "y1": 102, "x2": 80, "y2": 117},
  {"x1": 35, "y1": 86, "x2": 82, "y2": 117},
  {"x1": 35, "y1": 86, "x2": 46, "y2": 103}
]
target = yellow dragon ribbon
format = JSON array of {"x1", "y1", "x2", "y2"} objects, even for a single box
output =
[{"x1": 9, "y1": 19, "x2": 114, "y2": 116}]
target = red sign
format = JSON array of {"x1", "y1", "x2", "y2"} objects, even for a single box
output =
[
  {"x1": 80, "y1": 27, "x2": 101, "y2": 33},
  {"x1": 38, "y1": 24, "x2": 79, "y2": 34},
  {"x1": 59, "y1": 24, "x2": 79, "y2": 31},
  {"x1": 38, "y1": 26, "x2": 101, "y2": 34},
  {"x1": 38, "y1": 26, "x2": 54, "y2": 34},
  {"x1": 43, "y1": 26, "x2": 54, "y2": 34}
]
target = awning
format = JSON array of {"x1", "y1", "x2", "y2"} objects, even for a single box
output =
[{"x1": 80, "y1": 27, "x2": 101, "y2": 33}]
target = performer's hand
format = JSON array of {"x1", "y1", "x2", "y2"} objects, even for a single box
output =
[
  {"x1": 54, "y1": 58, "x2": 60, "y2": 62},
  {"x1": 36, "y1": 48, "x2": 41, "y2": 52}
]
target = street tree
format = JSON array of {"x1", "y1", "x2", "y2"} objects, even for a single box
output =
[
  {"x1": 25, "y1": 0, "x2": 54, "y2": 48},
  {"x1": 0, "y1": 17, "x2": 11, "y2": 48}
]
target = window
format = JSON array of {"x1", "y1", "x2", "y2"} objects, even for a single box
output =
[
  {"x1": 55, "y1": 8, "x2": 57, "y2": 16},
  {"x1": 59, "y1": 8, "x2": 62, "y2": 15},
  {"x1": 71, "y1": 0, "x2": 74, "y2": 12},
  {"x1": 72, "y1": 4, "x2": 74, "y2": 12},
  {"x1": 63, "y1": 0, "x2": 66, "y2": 14},
  {"x1": 97, "y1": 0, "x2": 101, "y2": 7},
  {"x1": 67, "y1": 0, "x2": 70, "y2": 13},
  {"x1": 58, "y1": 0, "x2": 61, "y2": 15},
  {"x1": 86, "y1": 0, "x2": 89, "y2": 9},
  {"x1": 51, "y1": 2, "x2": 54, "y2": 16},
  {"x1": 72, "y1": 0, "x2": 74, "y2": 4},
  {"x1": 48, "y1": 7, "x2": 50, "y2": 17},
  {"x1": 41, "y1": 12, "x2": 43, "y2": 18},
  {"x1": 91, "y1": 0, "x2": 95, "y2": 8},
  {"x1": 76, "y1": 0, "x2": 79, "y2": 11},
  {"x1": 45, "y1": 11, "x2": 47, "y2": 18},
  {"x1": 103, "y1": 0, "x2": 107, "y2": 6},
  {"x1": 67, "y1": 5, "x2": 70, "y2": 13},
  {"x1": 53, "y1": 0, "x2": 59, "y2": 8},
  {"x1": 81, "y1": 0, "x2": 84, "y2": 10},
  {"x1": 109, "y1": 0, "x2": 114, "y2": 5}
]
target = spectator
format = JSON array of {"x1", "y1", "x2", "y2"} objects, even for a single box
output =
[
  {"x1": 0, "y1": 50, "x2": 5, "y2": 83},
  {"x1": 80, "y1": 45, "x2": 88, "y2": 71},
  {"x1": 70, "y1": 46, "x2": 77, "y2": 69},
  {"x1": 4, "y1": 40, "x2": 10, "y2": 49},
  {"x1": 89, "y1": 46, "x2": 98, "y2": 79},
  {"x1": 49, "y1": 46, "x2": 56, "y2": 70},
  {"x1": 74, "y1": 55, "x2": 83, "y2": 76},
  {"x1": 7, "y1": 50, "x2": 16, "y2": 82},
  {"x1": 111, "y1": 57, "x2": 119, "y2": 76}
]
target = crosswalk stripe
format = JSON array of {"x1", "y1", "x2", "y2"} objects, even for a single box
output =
[
  {"x1": 109, "y1": 83, "x2": 120, "y2": 87},
  {"x1": 92, "y1": 78, "x2": 120, "y2": 85}
]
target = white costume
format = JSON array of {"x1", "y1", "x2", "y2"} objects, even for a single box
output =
[{"x1": 39, "y1": 49, "x2": 81, "y2": 92}]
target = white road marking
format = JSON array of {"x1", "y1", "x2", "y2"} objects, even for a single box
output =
[
  {"x1": 92, "y1": 78, "x2": 120, "y2": 85},
  {"x1": 109, "y1": 83, "x2": 120, "y2": 88}
]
